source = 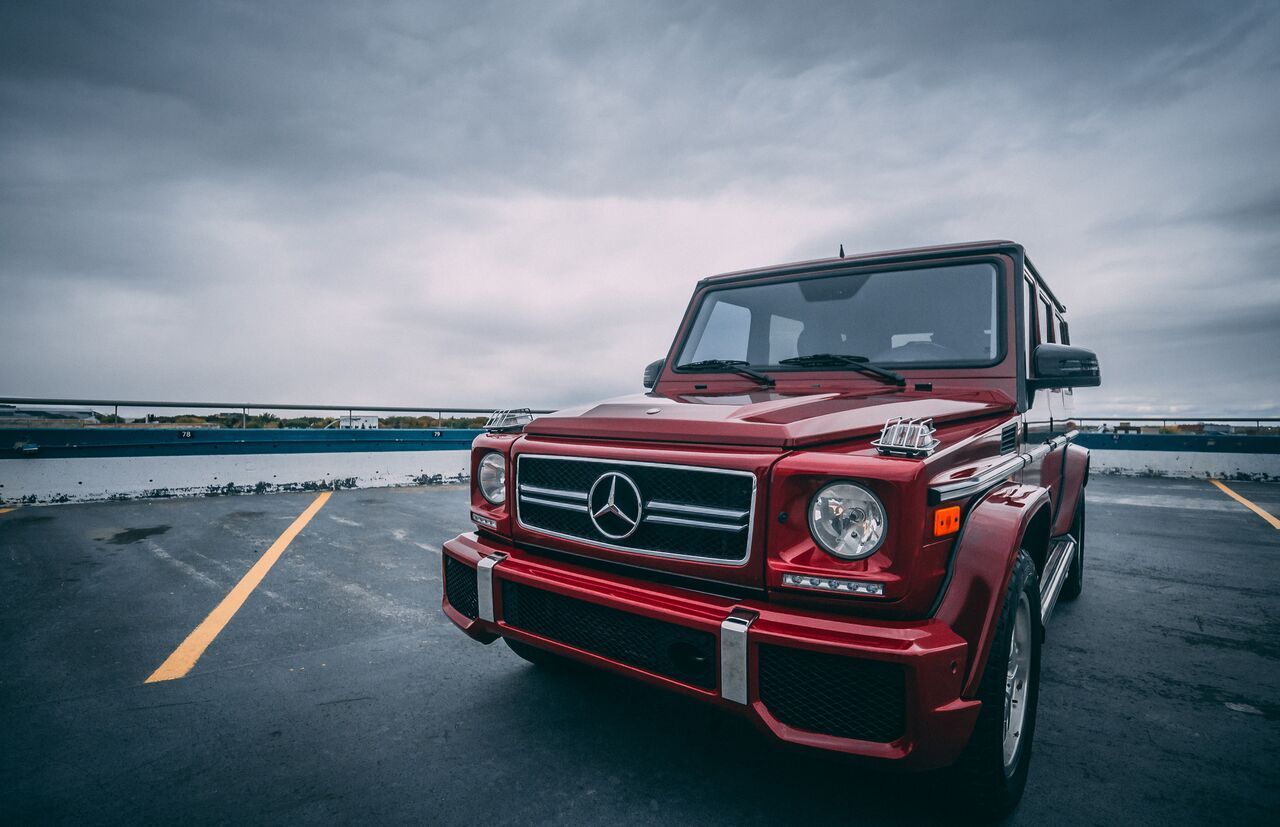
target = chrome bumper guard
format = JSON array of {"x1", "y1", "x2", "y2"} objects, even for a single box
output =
[
  {"x1": 475, "y1": 552, "x2": 507, "y2": 622},
  {"x1": 719, "y1": 609, "x2": 758, "y2": 705}
]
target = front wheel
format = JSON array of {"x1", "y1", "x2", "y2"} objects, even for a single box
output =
[{"x1": 948, "y1": 550, "x2": 1042, "y2": 818}]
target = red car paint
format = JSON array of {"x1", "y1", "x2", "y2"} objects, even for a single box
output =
[{"x1": 443, "y1": 240, "x2": 1096, "y2": 769}]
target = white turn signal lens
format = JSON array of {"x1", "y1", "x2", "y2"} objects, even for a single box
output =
[
  {"x1": 808, "y1": 482, "x2": 887, "y2": 559},
  {"x1": 477, "y1": 452, "x2": 507, "y2": 505}
]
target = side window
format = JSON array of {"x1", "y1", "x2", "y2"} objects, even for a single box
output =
[
  {"x1": 1022, "y1": 276, "x2": 1036, "y2": 369},
  {"x1": 767, "y1": 314, "x2": 804, "y2": 363},
  {"x1": 690, "y1": 301, "x2": 750, "y2": 362}
]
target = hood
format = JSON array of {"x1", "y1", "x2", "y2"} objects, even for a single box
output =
[{"x1": 523, "y1": 389, "x2": 1014, "y2": 449}]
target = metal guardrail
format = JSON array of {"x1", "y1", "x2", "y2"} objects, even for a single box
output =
[
  {"x1": 1066, "y1": 417, "x2": 1279, "y2": 423},
  {"x1": 0, "y1": 396, "x2": 555, "y2": 428},
  {"x1": 0, "y1": 397, "x2": 555, "y2": 414},
  {"x1": 1032, "y1": 416, "x2": 1279, "y2": 431},
  {"x1": 4, "y1": 397, "x2": 1273, "y2": 430}
]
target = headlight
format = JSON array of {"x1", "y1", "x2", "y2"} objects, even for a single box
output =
[
  {"x1": 477, "y1": 452, "x2": 506, "y2": 505},
  {"x1": 808, "y1": 482, "x2": 886, "y2": 559}
]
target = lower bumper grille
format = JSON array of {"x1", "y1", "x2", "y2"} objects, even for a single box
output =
[
  {"x1": 758, "y1": 644, "x2": 906, "y2": 743},
  {"x1": 444, "y1": 555, "x2": 479, "y2": 619},
  {"x1": 501, "y1": 581, "x2": 717, "y2": 690}
]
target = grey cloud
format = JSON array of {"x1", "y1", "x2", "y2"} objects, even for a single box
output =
[{"x1": 1, "y1": 1, "x2": 1278, "y2": 415}]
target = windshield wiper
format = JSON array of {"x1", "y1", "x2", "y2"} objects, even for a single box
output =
[
  {"x1": 675, "y1": 359, "x2": 776, "y2": 388},
  {"x1": 777, "y1": 354, "x2": 906, "y2": 386}
]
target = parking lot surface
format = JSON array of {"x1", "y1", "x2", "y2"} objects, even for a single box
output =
[{"x1": 2, "y1": 476, "x2": 1277, "y2": 824}]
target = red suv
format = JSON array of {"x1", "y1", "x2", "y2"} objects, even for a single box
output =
[{"x1": 443, "y1": 240, "x2": 1100, "y2": 815}]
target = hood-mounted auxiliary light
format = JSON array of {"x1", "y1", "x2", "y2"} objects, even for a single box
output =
[
  {"x1": 483, "y1": 408, "x2": 536, "y2": 433},
  {"x1": 872, "y1": 416, "x2": 939, "y2": 457}
]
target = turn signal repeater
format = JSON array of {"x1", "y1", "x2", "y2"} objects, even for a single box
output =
[{"x1": 934, "y1": 505, "x2": 961, "y2": 537}]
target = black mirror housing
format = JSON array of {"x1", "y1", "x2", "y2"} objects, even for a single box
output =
[
  {"x1": 1029, "y1": 343, "x2": 1101, "y2": 390},
  {"x1": 643, "y1": 359, "x2": 664, "y2": 389}
]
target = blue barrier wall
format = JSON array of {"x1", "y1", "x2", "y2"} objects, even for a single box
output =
[
  {"x1": 5, "y1": 428, "x2": 1277, "y2": 460},
  {"x1": 0, "y1": 428, "x2": 484, "y2": 460},
  {"x1": 1074, "y1": 433, "x2": 1280, "y2": 454}
]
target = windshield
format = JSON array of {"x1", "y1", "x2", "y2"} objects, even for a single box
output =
[{"x1": 676, "y1": 262, "x2": 1001, "y2": 370}]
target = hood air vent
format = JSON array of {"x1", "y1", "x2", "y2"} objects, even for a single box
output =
[{"x1": 1001, "y1": 423, "x2": 1018, "y2": 454}]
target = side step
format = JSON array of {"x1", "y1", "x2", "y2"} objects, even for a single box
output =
[{"x1": 1039, "y1": 536, "x2": 1077, "y2": 626}]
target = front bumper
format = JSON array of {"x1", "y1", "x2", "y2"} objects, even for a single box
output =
[{"x1": 442, "y1": 531, "x2": 980, "y2": 769}]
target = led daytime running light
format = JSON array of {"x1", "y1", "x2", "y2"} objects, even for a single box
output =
[{"x1": 783, "y1": 572, "x2": 884, "y2": 596}]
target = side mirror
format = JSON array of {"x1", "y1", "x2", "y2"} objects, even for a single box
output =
[
  {"x1": 643, "y1": 359, "x2": 664, "y2": 389},
  {"x1": 1029, "y1": 344, "x2": 1100, "y2": 390}
]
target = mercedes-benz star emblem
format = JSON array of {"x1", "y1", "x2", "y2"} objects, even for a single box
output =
[{"x1": 587, "y1": 471, "x2": 643, "y2": 540}]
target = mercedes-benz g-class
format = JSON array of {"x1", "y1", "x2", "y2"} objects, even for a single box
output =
[{"x1": 442, "y1": 240, "x2": 1100, "y2": 815}]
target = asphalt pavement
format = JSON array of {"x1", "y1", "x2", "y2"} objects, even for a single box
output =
[{"x1": 1, "y1": 476, "x2": 1277, "y2": 824}]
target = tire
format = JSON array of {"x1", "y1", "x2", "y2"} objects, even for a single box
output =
[
  {"x1": 948, "y1": 550, "x2": 1042, "y2": 819},
  {"x1": 504, "y1": 637, "x2": 568, "y2": 668},
  {"x1": 1060, "y1": 492, "x2": 1085, "y2": 601}
]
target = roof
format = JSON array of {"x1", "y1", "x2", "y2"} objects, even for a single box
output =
[{"x1": 698, "y1": 239, "x2": 1067, "y2": 312}]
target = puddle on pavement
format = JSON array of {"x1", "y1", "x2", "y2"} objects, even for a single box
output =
[{"x1": 100, "y1": 525, "x2": 172, "y2": 545}]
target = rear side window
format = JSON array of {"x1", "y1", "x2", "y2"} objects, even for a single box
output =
[
  {"x1": 1039, "y1": 298, "x2": 1054, "y2": 344},
  {"x1": 1023, "y1": 276, "x2": 1036, "y2": 367},
  {"x1": 768, "y1": 314, "x2": 804, "y2": 363},
  {"x1": 688, "y1": 301, "x2": 750, "y2": 362}
]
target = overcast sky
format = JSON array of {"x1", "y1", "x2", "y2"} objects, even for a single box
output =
[{"x1": 2, "y1": 1, "x2": 1277, "y2": 417}]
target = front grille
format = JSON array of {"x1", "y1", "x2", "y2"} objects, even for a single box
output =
[
  {"x1": 501, "y1": 581, "x2": 718, "y2": 689},
  {"x1": 758, "y1": 644, "x2": 906, "y2": 743},
  {"x1": 515, "y1": 455, "x2": 755, "y2": 563},
  {"x1": 443, "y1": 555, "x2": 479, "y2": 619}
]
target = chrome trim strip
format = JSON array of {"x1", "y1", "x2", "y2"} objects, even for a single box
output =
[
  {"x1": 476, "y1": 553, "x2": 506, "y2": 622},
  {"x1": 514, "y1": 454, "x2": 758, "y2": 567},
  {"x1": 1039, "y1": 537, "x2": 1075, "y2": 625},
  {"x1": 519, "y1": 494, "x2": 590, "y2": 513},
  {"x1": 646, "y1": 500, "x2": 749, "y2": 520},
  {"x1": 1030, "y1": 429, "x2": 1079, "y2": 462},
  {"x1": 930, "y1": 430, "x2": 1080, "y2": 503},
  {"x1": 719, "y1": 609, "x2": 757, "y2": 704},
  {"x1": 931, "y1": 454, "x2": 1027, "y2": 502},
  {"x1": 643, "y1": 514, "x2": 747, "y2": 532},
  {"x1": 518, "y1": 484, "x2": 588, "y2": 502}
]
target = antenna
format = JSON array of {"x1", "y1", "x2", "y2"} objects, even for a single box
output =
[{"x1": 839, "y1": 244, "x2": 845, "y2": 258}]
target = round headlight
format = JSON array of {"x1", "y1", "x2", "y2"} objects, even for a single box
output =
[
  {"x1": 477, "y1": 452, "x2": 506, "y2": 505},
  {"x1": 808, "y1": 482, "x2": 886, "y2": 559}
]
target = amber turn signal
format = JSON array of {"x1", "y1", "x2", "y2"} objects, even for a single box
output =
[{"x1": 934, "y1": 505, "x2": 961, "y2": 537}]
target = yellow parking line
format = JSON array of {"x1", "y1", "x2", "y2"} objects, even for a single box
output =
[
  {"x1": 1209, "y1": 479, "x2": 1280, "y2": 530},
  {"x1": 0, "y1": 507, "x2": 15, "y2": 514},
  {"x1": 146, "y1": 491, "x2": 332, "y2": 683}
]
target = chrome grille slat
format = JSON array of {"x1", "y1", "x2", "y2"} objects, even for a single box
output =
[
  {"x1": 518, "y1": 484, "x2": 588, "y2": 501},
  {"x1": 646, "y1": 500, "x2": 748, "y2": 520},
  {"x1": 515, "y1": 454, "x2": 756, "y2": 565},
  {"x1": 520, "y1": 494, "x2": 590, "y2": 513},
  {"x1": 642, "y1": 514, "x2": 747, "y2": 532}
]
